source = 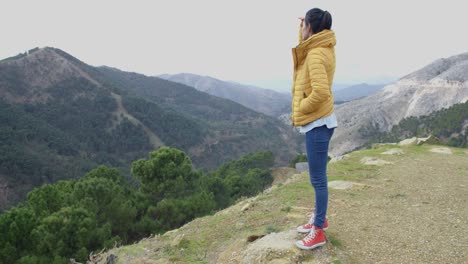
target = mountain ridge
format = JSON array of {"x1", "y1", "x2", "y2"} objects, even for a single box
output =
[
  {"x1": 332, "y1": 83, "x2": 386, "y2": 102},
  {"x1": 331, "y1": 52, "x2": 468, "y2": 156},
  {"x1": 0, "y1": 46, "x2": 302, "y2": 208},
  {"x1": 158, "y1": 73, "x2": 291, "y2": 116}
]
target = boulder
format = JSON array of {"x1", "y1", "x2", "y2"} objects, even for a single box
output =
[
  {"x1": 381, "y1": 148, "x2": 404, "y2": 155},
  {"x1": 170, "y1": 233, "x2": 185, "y2": 247},
  {"x1": 416, "y1": 135, "x2": 440, "y2": 145},
  {"x1": 329, "y1": 154, "x2": 350, "y2": 163},
  {"x1": 429, "y1": 147, "x2": 452, "y2": 154},
  {"x1": 329, "y1": 180, "x2": 354, "y2": 190},
  {"x1": 241, "y1": 203, "x2": 252, "y2": 212},
  {"x1": 295, "y1": 162, "x2": 309, "y2": 173},
  {"x1": 360, "y1": 157, "x2": 393, "y2": 166},
  {"x1": 242, "y1": 229, "x2": 334, "y2": 263},
  {"x1": 398, "y1": 137, "x2": 418, "y2": 146}
]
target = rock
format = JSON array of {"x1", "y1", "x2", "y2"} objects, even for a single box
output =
[
  {"x1": 398, "y1": 137, "x2": 418, "y2": 146},
  {"x1": 241, "y1": 203, "x2": 252, "y2": 212},
  {"x1": 242, "y1": 229, "x2": 334, "y2": 263},
  {"x1": 429, "y1": 147, "x2": 453, "y2": 154},
  {"x1": 330, "y1": 154, "x2": 350, "y2": 163},
  {"x1": 242, "y1": 230, "x2": 297, "y2": 263},
  {"x1": 372, "y1": 143, "x2": 397, "y2": 149},
  {"x1": 360, "y1": 157, "x2": 393, "y2": 166},
  {"x1": 416, "y1": 135, "x2": 440, "y2": 145},
  {"x1": 106, "y1": 254, "x2": 118, "y2": 264},
  {"x1": 216, "y1": 239, "x2": 246, "y2": 263},
  {"x1": 170, "y1": 234, "x2": 185, "y2": 247},
  {"x1": 329, "y1": 180, "x2": 354, "y2": 190},
  {"x1": 263, "y1": 185, "x2": 278, "y2": 194},
  {"x1": 397, "y1": 135, "x2": 440, "y2": 147},
  {"x1": 295, "y1": 162, "x2": 309, "y2": 173},
  {"x1": 381, "y1": 148, "x2": 404, "y2": 155}
]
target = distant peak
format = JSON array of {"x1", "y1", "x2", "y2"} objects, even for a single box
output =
[
  {"x1": 401, "y1": 52, "x2": 468, "y2": 82},
  {"x1": 0, "y1": 46, "x2": 79, "y2": 65}
]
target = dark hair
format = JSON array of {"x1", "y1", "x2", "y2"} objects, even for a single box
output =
[{"x1": 305, "y1": 8, "x2": 332, "y2": 34}]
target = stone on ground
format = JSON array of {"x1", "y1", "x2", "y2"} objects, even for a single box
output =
[
  {"x1": 398, "y1": 137, "x2": 418, "y2": 146},
  {"x1": 329, "y1": 154, "x2": 350, "y2": 163},
  {"x1": 242, "y1": 229, "x2": 334, "y2": 264},
  {"x1": 295, "y1": 162, "x2": 309, "y2": 173},
  {"x1": 328, "y1": 180, "x2": 355, "y2": 190},
  {"x1": 360, "y1": 157, "x2": 393, "y2": 166},
  {"x1": 381, "y1": 148, "x2": 404, "y2": 155},
  {"x1": 416, "y1": 135, "x2": 439, "y2": 145},
  {"x1": 429, "y1": 147, "x2": 453, "y2": 154}
]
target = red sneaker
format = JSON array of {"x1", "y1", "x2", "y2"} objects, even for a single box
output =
[
  {"x1": 296, "y1": 212, "x2": 328, "y2": 233},
  {"x1": 295, "y1": 225, "x2": 326, "y2": 250}
]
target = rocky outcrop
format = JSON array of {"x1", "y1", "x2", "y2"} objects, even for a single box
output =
[
  {"x1": 429, "y1": 147, "x2": 453, "y2": 154},
  {"x1": 381, "y1": 148, "x2": 404, "y2": 155},
  {"x1": 360, "y1": 157, "x2": 393, "y2": 166},
  {"x1": 331, "y1": 52, "x2": 468, "y2": 156}
]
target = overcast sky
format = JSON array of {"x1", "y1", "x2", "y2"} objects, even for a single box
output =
[{"x1": 2, "y1": 0, "x2": 467, "y2": 90}]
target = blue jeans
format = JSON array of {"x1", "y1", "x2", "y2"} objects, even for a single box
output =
[{"x1": 305, "y1": 125, "x2": 335, "y2": 229}]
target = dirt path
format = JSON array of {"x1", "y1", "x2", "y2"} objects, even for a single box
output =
[
  {"x1": 110, "y1": 92, "x2": 164, "y2": 149},
  {"x1": 326, "y1": 147, "x2": 468, "y2": 263}
]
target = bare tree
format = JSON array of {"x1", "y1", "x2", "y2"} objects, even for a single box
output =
[{"x1": 0, "y1": 178, "x2": 9, "y2": 211}]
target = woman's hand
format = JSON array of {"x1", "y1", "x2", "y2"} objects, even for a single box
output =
[{"x1": 298, "y1": 17, "x2": 304, "y2": 27}]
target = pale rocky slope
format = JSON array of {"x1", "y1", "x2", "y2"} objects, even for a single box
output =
[
  {"x1": 331, "y1": 52, "x2": 468, "y2": 156},
  {"x1": 95, "y1": 143, "x2": 468, "y2": 264}
]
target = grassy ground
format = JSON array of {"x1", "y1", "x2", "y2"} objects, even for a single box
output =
[{"x1": 96, "y1": 144, "x2": 468, "y2": 263}]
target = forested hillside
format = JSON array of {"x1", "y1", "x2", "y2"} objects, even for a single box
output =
[
  {"x1": 0, "y1": 147, "x2": 275, "y2": 264},
  {"x1": 361, "y1": 101, "x2": 468, "y2": 147},
  {"x1": 0, "y1": 47, "x2": 302, "y2": 209}
]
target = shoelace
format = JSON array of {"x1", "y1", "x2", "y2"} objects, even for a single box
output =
[{"x1": 303, "y1": 228, "x2": 318, "y2": 243}]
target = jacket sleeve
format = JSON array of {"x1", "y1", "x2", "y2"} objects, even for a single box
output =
[
  {"x1": 298, "y1": 24, "x2": 303, "y2": 44},
  {"x1": 299, "y1": 51, "x2": 331, "y2": 114}
]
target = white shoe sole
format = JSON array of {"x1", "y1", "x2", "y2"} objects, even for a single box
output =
[
  {"x1": 296, "y1": 226, "x2": 328, "y2": 233},
  {"x1": 295, "y1": 240, "x2": 326, "y2": 250}
]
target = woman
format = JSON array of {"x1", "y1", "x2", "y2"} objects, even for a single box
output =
[{"x1": 291, "y1": 8, "x2": 337, "y2": 250}]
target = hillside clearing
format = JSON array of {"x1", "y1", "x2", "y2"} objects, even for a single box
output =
[{"x1": 97, "y1": 144, "x2": 468, "y2": 263}]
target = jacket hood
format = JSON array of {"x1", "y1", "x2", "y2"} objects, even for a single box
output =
[{"x1": 296, "y1": 29, "x2": 336, "y2": 51}]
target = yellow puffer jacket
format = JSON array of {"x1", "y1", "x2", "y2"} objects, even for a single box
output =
[{"x1": 291, "y1": 25, "x2": 336, "y2": 126}]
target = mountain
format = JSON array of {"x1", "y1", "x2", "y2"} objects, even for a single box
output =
[
  {"x1": 332, "y1": 83, "x2": 354, "y2": 91},
  {"x1": 366, "y1": 101, "x2": 468, "y2": 148},
  {"x1": 158, "y1": 73, "x2": 291, "y2": 116},
  {"x1": 0, "y1": 47, "x2": 302, "y2": 208},
  {"x1": 96, "y1": 143, "x2": 468, "y2": 263},
  {"x1": 331, "y1": 52, "x2": 468, "y2": 156},
  {"x1": 333, "y1": 83, "x2": 386, "y2": 102}
]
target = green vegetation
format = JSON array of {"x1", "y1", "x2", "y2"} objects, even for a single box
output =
[
  {"x1": 289, "y1": 154, "x2": 307, "y2": 168},
  {"x1": 329, "y1": 235, "x2": 343, "y2": 248},
  {"x1": 265, "y1": 224, "x2": 279, "y2": 234},
  {"x1": 0, "y1": 147, "x2": 274, "y2": 264},
  {"x1": 209, "y1": 151, "x2": 274, "y2": 202},
  {"x1": 0, "y1": 78, "x2": 153, "y2": 208},
  {"x1": 122, "y1": 96, "x2": 207, "y2": 150},
  {"x1": 0, "y1": 48, "x2": 302, "y2": 209},
  {"x1": 361, "y1": 101, "x2": 468, "y2": 148}
]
